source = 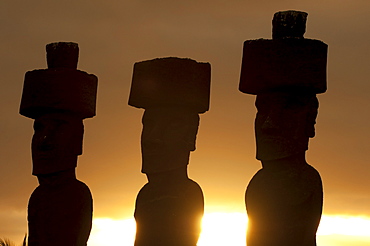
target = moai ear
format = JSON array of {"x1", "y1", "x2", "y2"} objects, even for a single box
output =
[
  {"x1": 306, "y1": 96, "x2": 319, "y2": 138},
  {"x1": 74, "y1": 121, "x2": 84, "y2": 155}
]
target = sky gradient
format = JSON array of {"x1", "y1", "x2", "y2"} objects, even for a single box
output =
[{"x1": 1, "y1": 0, "x2": 369, "y2": 243}]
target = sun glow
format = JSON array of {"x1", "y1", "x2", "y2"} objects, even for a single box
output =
[
  {"x1": 197, "y1": 212, "x2": 247, "y2": 246},
  {"x1": 88, "y1": 214, "x2": 370, "y2": 246},
  {"x1": 88, "y1": 218, "x2": 136, "y2": 246},
  {"x1": 318, "y1": 215, "x2": 370, "y2": 236},
  {"x1": 317, "y1": 215, "x2": 370, "y2": 246}
]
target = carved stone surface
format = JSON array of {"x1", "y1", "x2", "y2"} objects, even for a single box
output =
[
  {"x1": 141, "y1": 107, "x2": 199, "y2": 174},
  {"x1": 246, "y1": 92, "x2": 323, "y2": 245},
  {"x1": 129, "y1": 57, "x2": 211, "y2": 113},
  {"x1": 272, "y1": 10, "x2": 308, "y2": 40},
  {"x1": 46, "y1": 42, "x2": 79, "y2": 69},
  {"x1": 28, "y1": 170, "x2": 93, "y2": 246},
  {"x1": 239, "y1": 10, "x2": 327, "y2": 95},
  {"x1": 239, "y1": 11, "x2": 326, "y2": 245},
  {"x1": 239, "y1": 39, "x2": 327, "y2": 94},
  {"x1": 246, "y1": 159, "x2": 322, "y2": 246},
  {"x1": 20, "y1": 69, "x2": 97, "y2": 119},
  {"x1": 129, "y1": 57, "x2": 210, "y2": 245},
  {"x1": 20, "y1": 42, "x2": 96, "y2": 246},
  {"x1": 134, "y1": 169, "x2": 204, "y2": 246},
  {"x1": 20, "y1": 42, "x2": 97, "y2": 119},
  {"x1": 254, "y1": 92, "x2": 318, "y2": 161},
  {"x1": 31, "y1": 113, "x2": 83, "y2": 174}
]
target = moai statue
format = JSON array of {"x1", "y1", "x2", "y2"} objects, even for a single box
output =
[
  {"x1": 128, "y1": 57, "x2": 211, "y2": 246},
  {"x1": 19, "y1": 42, "x2": 98, "y2": 246},
  {"x1": 239, "y1": 11, "x2": 327, "y2": 245}
]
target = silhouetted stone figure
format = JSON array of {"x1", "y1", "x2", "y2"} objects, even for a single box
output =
[
  {"x1": 128, "y1": 57, "x2": 211, "y2": 246},
  {"x1": 20, "y1": 42, "x2": 98, "y2": 246},
  {"x1": 239, "y1": 11, "x2": 328, "y2": 246}
]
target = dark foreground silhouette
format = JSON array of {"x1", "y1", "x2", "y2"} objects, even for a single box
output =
[
  {"x1": 20, "y1": 42, "x2": 97, "y2": 246},
  {"x1": 239, "y1": 11, "x2": 327, "y2": 245},
  {"x1": 129, "y1": 57, "x2": 211, "y2": 245}
]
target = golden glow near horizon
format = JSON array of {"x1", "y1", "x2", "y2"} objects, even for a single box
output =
[
  {"x1": 197, "y1": 212, "x2": 247, "y2": 246},
  {"x1": 88, "y1": 218, "x2": 136, "y2": 246},
  {"x1": 88, "y1": 213, "x2": 370, "y2": 246}
]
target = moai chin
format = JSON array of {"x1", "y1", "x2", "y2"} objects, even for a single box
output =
[
  {"x1": 239, "y1": 11, "x2": 327, "y2": 246},
  {"x1": 20, "y1": 42, "x2": 97, "y2": 246},
  {"x1": 129, "y1": 57, "x2": 211, "y2": 246}
]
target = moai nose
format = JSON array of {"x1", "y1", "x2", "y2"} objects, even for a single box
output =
[
  {"x1": 261, "y1": 115, "x2": 279, "y2": 133},
  {"x1": 39, "y1": 137, "x2": 53, "y2": 151}
]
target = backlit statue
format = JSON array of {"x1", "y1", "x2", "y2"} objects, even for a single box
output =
[
  {"x1": 128, "y1": 57, "x2": 211, "y2": 246},
  {"x1": 239, "y1": 11, "x2": 328, "y2": 245},
  {"x1": 20, "y1": 42, "x2": 98, "y2": 246}
]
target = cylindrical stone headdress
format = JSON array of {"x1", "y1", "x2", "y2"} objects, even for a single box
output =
[
  {"x1": 20, "y1": 42, "x2": 98, "y2": 119},
  {"x1": 128, "y1": 57, "x2": 211, "y2": 113},
  {"x1": 239, "y1": 10, "x2": 328, "y2": 95}
]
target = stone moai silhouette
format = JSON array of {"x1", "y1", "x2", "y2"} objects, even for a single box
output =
[
  {"x1": 128, "y1": 57, "x2": 211, "y2": 246},
  {"x1": 239, "y1": 11, "x2": 327, "y2": 245},
  {"x1": 20, "y1": 42, "x2": 98, "y2": 246}
]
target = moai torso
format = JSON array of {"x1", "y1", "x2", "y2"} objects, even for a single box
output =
[
  {"x1": 20, "y1": 42, "x2": 97, "y2": 246},
  {"x1": 239, "y1": 11, "x2": 327, "y2": 246},
  {"x1": 28, "y1": 170, "x2": 93, "y2": 246}
]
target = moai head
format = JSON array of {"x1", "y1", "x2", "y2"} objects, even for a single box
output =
[
  {"x1": 254, "y1": 91, "x2": 319, "y2": 161},
  {"x1": 129, "y1": 57, "x2": 211, "y2": 173},
  {"x1": 141, "y1": 107, "x2": 200, "y2": 173},
  {"x1": 20, "y1": 42, "x2": 98, "y2": 175},
  {"x1": 31, "y1": 112, "x2": 84, "y2": 175},
  {"x1": 239, "y1": 10, "x2": 327, "y2": 161}
]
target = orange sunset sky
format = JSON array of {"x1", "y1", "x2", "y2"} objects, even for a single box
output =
[{"x1": 1, "y1": 0, "x2": 369, "y2": 245}]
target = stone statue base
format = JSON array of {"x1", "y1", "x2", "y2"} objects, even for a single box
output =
[
  {"x1": 246, "y1": 161, "x2": 322, "y2": 246},
  {"x1": 28, "y1": 170, "x2": 92, "y2": 246},
  {"x1": 134, "y1": 178, "x2": 204, "y2": 246}
]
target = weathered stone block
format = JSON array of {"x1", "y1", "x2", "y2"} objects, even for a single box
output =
[
  {"x1": 239, "y1": 38, "x2": 327, "y2": 94},
  {"x1": 128, "y1": 57, "x2": 211, "y2": 113},
  {"x1": 272, "y1": 10, "x2": 308, "y2": 40},
  {"x1": 20, "y1": 42, "x2": 98, "y2": 119},
  {"x1": 20, "y1": 69, "x2": 98, "y2": 119},
  {"x1": 46, "y1": 42, "x2": 79, "y2": 69}
]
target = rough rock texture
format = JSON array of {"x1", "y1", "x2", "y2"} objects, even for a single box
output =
[
  {"x1": 28, "y1": 172, "x2": 93, "y2": 246},
  {"x1": 239, "y1": 38, "x2": 327, "y2": 94},
  {"x1": 20, "y1": 42, "x2": 98, "y2": 119},
  {"x1": 239, "y1": 10, "x2": 327, "y2": 246},
  {"x1": 272, "y1": 10, "x2": 308, "y2": 40},
  {"x1": 46, "y1": 42, "x2": 79, "y2": 69},
  {"x1": 134, "y1": 178, "x2": 204, "y2": 246},
  {"x1": 21, "y1": 42, "x2": 95, "y2": 246},
  {"x1": 20, "y1": 69, "x2": 97, "y2": 119},
  {"x1": 129, "y1": 57, "x2": 209, "y2": 245},
  {"x1": 246, "y1": 163, "x2": 323, "y2": 246},
  {"x1": 129, "y1": 57, "x2": 211, "y2": 113}
]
